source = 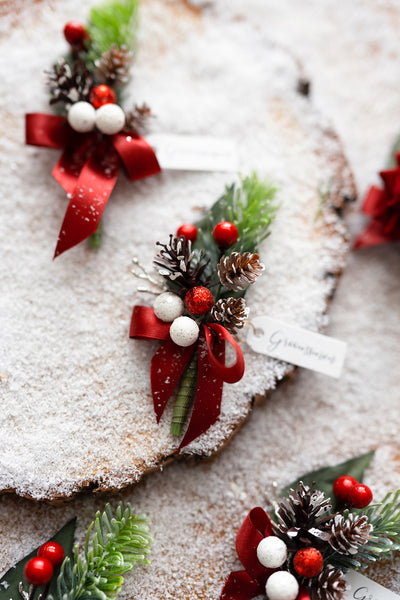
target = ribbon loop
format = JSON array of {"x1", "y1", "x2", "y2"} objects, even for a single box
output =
[
  {"x1": 112, "y1": 132, "x2": 161, "y2": 181},
  {"x1": 130, "y1": 306, "x2": 171, "y2": 341},
  {"x1": 203, "y1": 323, "x2": 245, "y2": 384}
]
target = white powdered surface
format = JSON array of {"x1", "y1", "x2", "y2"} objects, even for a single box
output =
[
  {"x1": 0, "y1": 0, "x2": 400, "y2": 598},
  {"x1": 0, "y1": 0, "x2": 351, "y2": 500}
]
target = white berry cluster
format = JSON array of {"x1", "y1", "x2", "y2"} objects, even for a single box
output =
[
  {"x1": 154, "y1": 292, "x2": 199, "y2": 347},
  {"x1": 256, "y1": 536, "x2": 299, "y2": 600},
  {"x1": 67, "y1": 101, "x2": 125, "y2": 135}
]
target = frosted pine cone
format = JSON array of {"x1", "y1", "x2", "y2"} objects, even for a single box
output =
[
  {"x1": 124, "y1": 103, "x2": 153, "y2": 133},
  {"x1": 217, "y1": 252, "x2": 264, "y2": 291},
  {"x1": 309, "y1": 565, "x2": 346, "y2": 600},
  {"x1": 329, "y1": 513, "x2": 372, "y2": 555},
  {"x1": 154, "y1": 235, "x2": 210, "y2": 294},
  {"x1": 95, "y1": 44, "x2": 133, "y2": 87},
  {"x1": 211, "y1": 297, "x2": 249, "y2": 333},
  {"x1": 47, "y1": 59, "x2": 92, "y2": 105}
]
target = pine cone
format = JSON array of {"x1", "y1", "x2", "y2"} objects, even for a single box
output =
[
  {"x1": 329, "y1": 513, "x2": 372, "y2": 555},
  {"x1": 124, "y1": 103, "x2": 153, "y2": 133},
  {"x1": 95, "y1": 44, "x2": 132, "y2": 87},
  {"x1": 154, "y1": 235, "x2": 210, "y2": 295},
  {"x1": 47, "y1": 59, "x2": 92, "y2": 105},
  {"x1": 217, "y1": 252, "x2": 264, "y2": 291},
  {"x1": 309, "y1": 565, "x2": 347, "y2": 600},
  {"x1": 274, "y1": 482, "x2": 333, "y2": 548},
  {"x1": 211, "y1": 297, "x2": 249, "y2": 333}
]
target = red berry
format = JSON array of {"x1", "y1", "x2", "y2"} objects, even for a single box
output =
[
  {"x1": 63, "y1": 21, "x2": 87, "y2": 46},
  {"x1": 212, "y1": 221, "x2": 238, "y2": 248},
  {"x1": 293, "y1": 547, "x2": 324, "y2": 578},
  {"x1": 333, "y1": 475, "x2": 358, "y2": 504},
  {"x1": 38, "y1": 541, "x2": 65, "y2": 567},
  {"x1": 89, "y1": 85, "x2": 117, "y2": 109},
  {"x1": 24, "y1": 557, "x2": 53, "y2": 587},
  {"x1": 177, "y1": 223, "x2": 198, "y2": 243},
  {"x1": 348, "y1": 483, "x2": 373, "y2": 508},
  {"x1": 185, "y1": 286, "x2": 214, "y2": 315}
]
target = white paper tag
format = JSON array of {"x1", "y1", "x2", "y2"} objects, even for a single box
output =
[
  {"x1": 344, "y1": 570, "x2": 400, "y2": 600},
  {"x1": 246, "y1": 316, "x2": 346, "y2": 378},
  {"x1": 146, "y1": 134, "x2": 238, "y2": 172}
]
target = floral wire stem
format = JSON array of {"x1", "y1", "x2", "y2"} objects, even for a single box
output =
[{"x1": 89, "y1": 219, "x2": 103, "y2": 248}]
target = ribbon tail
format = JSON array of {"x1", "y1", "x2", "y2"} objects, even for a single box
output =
[
  {"x1": 54, "y1": 155, "x2": 118, "y2": 258},
  {"x1": 178, "y1": 333, "x2": 224, "y2": 449},
  {"x1": 112, "y1": 132, "x2": 161, "y2": 181},
  {"x1": 151, "y1": 339, "x2": 196, "y2": 423},
  {"x1": 220, "y1": 570, "x2": 264, "y2": 600}
]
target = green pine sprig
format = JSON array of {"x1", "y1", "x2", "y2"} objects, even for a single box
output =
[
  {"x1": 192, "y1": 173, "x2": 278, "y2": 290},
  {"x1": 325, "y1": 491, "x2": 400, "y2": 572},
  {"x1": 87, "y1": 0, "x2": 139, "y2": 62},
  {"x1": 57, "y1": 502, "x2": 151, "y2": 600}
]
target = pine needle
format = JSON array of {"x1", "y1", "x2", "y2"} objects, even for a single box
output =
[
  {"x1": 87, "y1": 0, "x2": 139, "y2": 62},
  {"x1": 57, "y1": 503, "x2": 151, "y2": 600}
]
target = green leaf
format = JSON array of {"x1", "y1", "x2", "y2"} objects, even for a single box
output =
[
  {"x1": 279, "y1": 450, "x2": 375, "y2": 510},
  {"x1": 0, "y1": 518, "x2": 76, "y2": 600}
]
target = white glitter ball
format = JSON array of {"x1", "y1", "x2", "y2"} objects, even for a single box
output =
[
  {"x1": 95, "y1": 104, "x2": 125, "y2": 135},
  {"x1": 154, "y1": 292, "x2": 184, "y2": 323},
  {"x1": 169, "y1": 316, "x2": 199, "y2": 347},
  {"x1": 256, "y1": 536, "x2": 287, "y2": 568},
  {"x1": 265, "y1": 571, "x2": 299, "y2": 600},
  {"x1": 67, "y1": 101, "x2": 96, "y2": 132}
]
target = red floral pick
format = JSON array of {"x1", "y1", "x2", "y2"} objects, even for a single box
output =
[
  {"x1": 354, "y1": 152, "x2": 400, "y2": 248},
  {"x1": 220, "y1": 507, "x2": 310, "y2": 600},
  {"x1": 26, "y1": 113, "x2": 161, "y2": 258}
]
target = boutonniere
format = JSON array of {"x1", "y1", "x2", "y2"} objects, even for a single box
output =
[
  {"x1": 220, "y1": 451, "x2": 400, "y2": 600},
  {"x1": 130, "y1": 173, "x2": 278, "y2": 448},
  {"x1": 25, "y1": 0, "x2": 160, "y2": 258}
]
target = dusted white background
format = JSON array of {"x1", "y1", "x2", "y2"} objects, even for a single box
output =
[{"x1": 0, "y1": 0, "x2": 399, "y2": 598}]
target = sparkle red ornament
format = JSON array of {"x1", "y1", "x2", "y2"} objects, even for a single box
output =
[
  {"x1": 24, "y1": 557, "x2": 53, "y2": 587},
  {"x1": 293, "y1": 547, "x2": 324, "y2": 578},
  {"x1": 212, "y1": 221, "x2": 238, "y2": 248},
  {"x1": 185, "y1": 286, "x2": 214, "y2": 315},
  {"x1": 333, "y1": 475, "x2": 358, "y2": 504},
  {"x1": 349, "y1": 483, "x2": 373, "y2": 508},
  {"x1": 177, "y1": 223, "x2": 198, "y2": 243},
  {"x1": 63, "y1": 21, "x2": 87, "y2": 46},
  {"x1": 89, "y1": 85, "x2": 118, "y2": 109},
  {"x1": 38, "y1": 541, "x2": 65, "y2": 567}
]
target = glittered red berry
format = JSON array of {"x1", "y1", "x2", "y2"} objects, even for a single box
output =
[
  {"x1": 293, "y1": 547, "x2": 324, "y2": 578},
  {"x1": 177, "y1": 223, "x2": 198, "y2": 243},
  {"x1": 38, "y1": 541, "x2": 65, "y2": 567},
  {"x1": 212, "y1": 221, "x2": 238, "y2": 248},
  {"x1": 349, "y1": 483, "x2": 373, "y2": 508},
  {"x1": 333, "y1": 475, "x2": 358, "y2": 504},
  {"x1": 185, "y1": 286, "x2": 214, "y2": 315},
  {"x1": 24, "y1": 557, "x2": 53, "y2": 587},
  {"x1": 89, "y1": 85, "x2": 117, "y2": 109},
  {"x1": 63, "y1": 21, "x2": 87, "y2": 46}
]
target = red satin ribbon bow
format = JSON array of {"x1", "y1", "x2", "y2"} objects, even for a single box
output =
[
  {"x1": 25, "y1": 113, "x2": 161, "y2": 258},
  {"x1": 130, "y1": 305, "x2": 245, "y2": 448},
  {"x1": 220, "y1": 507, "x2": 310, "y2": 600},
  {"x1": 355, "y1": 152, "x2": 400, "y2": 248}
]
